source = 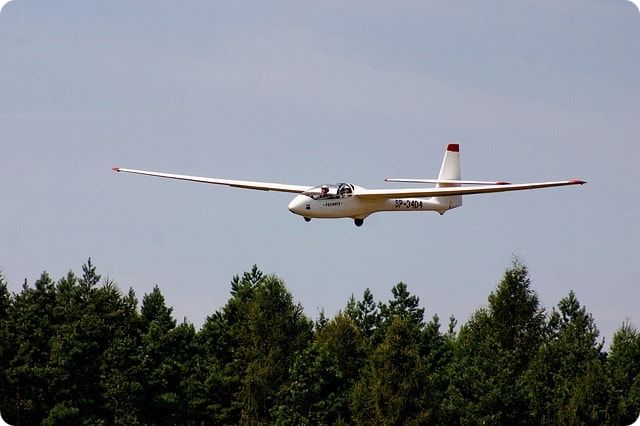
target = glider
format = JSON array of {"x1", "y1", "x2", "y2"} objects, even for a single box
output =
[{"x1": 113, "y1": 144, "x2": 585, "y2": 226}]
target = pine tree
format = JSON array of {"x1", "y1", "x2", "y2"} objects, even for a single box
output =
[
  {"x1": 606, "y1": 321, "x2": 640, "y2": 424},
  {"x1": 236, "y1": 275, "x2": 313, "y2": 423},
  {"x1": 141, "y1": 285, "x2": 177, "y2": 333},
  {"x1": 139, "y1": 286, "x2": 199, "y2": 424},
  {"x1": 351, "y1": 316, "x2": 431, "y2": 424},
  {"x1": 379, "y1": 282, "x2": 425, "y2": 329},
  {"x1": 355, "y1": 288, "x2": 380, "y2": 339},
  {"x1": 524, "y1": 290, "x2": 608, "y2": 424},
  {"x1": 3, "y1": 272, "x2": 59, "y2": 425},
  {"x1": 275, "y1": 313, "x2": 366, "y2": 424},
  {"x1": 196, "y1": 267, "x2": 313, "y2": 424},
  {"x1": 0, "y1": 272, "x2": 9, "y2": 322},
  {"x1": 0, "y1": 273, "x2": 13, "y2": 420},
  {"x1": 444, "y1": 260, "x2": 545, "y2": 424}
]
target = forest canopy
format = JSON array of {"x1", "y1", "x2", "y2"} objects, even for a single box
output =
[{"x1": 0, "y1": 259, "x2": 638, "y2": 425}]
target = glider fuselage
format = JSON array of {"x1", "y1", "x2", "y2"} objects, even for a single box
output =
[{"x1": 287, "y1": 187, "x2": 447, "y2": 220}]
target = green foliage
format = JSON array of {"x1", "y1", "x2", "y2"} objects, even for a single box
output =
[
  {"x1": 352, "y1": 315, "x2": 432, "y2": 424},
  {"x1": 141, "y1": 285, "x2": 177, "y2": 332},
  {"x1": 379, "y1": 282, "x2": 425, "y2": 330},
  {"x1": 444, "y1": 259, "x2": 546, "y2": 424},
  {"x1": 607, "y1": 321, "x2": 640, "y2": 424},
  {"x1": 139, "y1": 286, "x2": 197, "y2": 424},
  {"x1": 0, "y1": 272, "x2": 9, "y2": 322},
  {"x1": 195, "y1": 266, "x2": 313, "y2": 424},
  {"x1": 275, "y1": 313, "x2": 366, "y2": 424},
  {"x1": 524, "y1": 290, "x2": 608, "y2": 424},
  {"x1": 0, "y1": 260, "x2": 637, "y2": 424},
  {"x1": 345, "y1": 288, "x2": 380, "y2": 341}
]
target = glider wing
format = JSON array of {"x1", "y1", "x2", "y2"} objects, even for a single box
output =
[
  {"x1": 112, "y1": 167, "x2": 312, "y2": 194},
  {"x1": 356, "y1": 180, "x2": 586, "y2": 200}
]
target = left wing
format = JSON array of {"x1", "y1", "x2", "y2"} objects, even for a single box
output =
[
  {"x1": 356, "y1": 179, "x2": 586, "y2": 200},
  {"x1": 112, "y1": 167, "x2": 312, "y2": 194}
]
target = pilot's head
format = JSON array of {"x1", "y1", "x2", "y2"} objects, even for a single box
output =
[{"x1": 321, "y1": 185, "x2": 329, "y2": 193}]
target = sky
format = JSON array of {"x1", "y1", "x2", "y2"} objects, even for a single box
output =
[{"x1": 1, "y1": 0, "x2": 638, "y2": 345}]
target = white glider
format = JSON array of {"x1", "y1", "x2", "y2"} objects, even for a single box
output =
[{"x1": 113, "y1": 144, "x2": 585, "y2": 226}]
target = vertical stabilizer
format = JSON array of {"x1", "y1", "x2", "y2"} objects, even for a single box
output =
[{"x1": 434, "y1": 143, "x2": 462, "y2": 212}]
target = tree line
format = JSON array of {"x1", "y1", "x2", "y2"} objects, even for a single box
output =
[{"x1": 0, "y1": 259, "x2": 638, "y2": 425}]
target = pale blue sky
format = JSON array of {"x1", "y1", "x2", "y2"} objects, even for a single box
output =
[{"x1": 1, "y1": 1, "x2": 638, "y2": 344}]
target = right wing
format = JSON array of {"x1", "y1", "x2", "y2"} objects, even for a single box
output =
[
  {"x1": 385, "y1": 178, "x2": 510, "y2": 185},
  {"x1": 356, "y1": 179, "x2": 586, "y2": 200},
  {"x1": 112, "y1": 167, "x2": 312, "y2": 194}
]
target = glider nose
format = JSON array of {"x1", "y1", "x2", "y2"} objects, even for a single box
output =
[{"x1": 288, "y1": 195, "x2": 308, "y2": 215}]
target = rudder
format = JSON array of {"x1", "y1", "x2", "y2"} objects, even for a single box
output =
[{"x1": 434, "y1": 143, "x2": 462, "y2": 212}]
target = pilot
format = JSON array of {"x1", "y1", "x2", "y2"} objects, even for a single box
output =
[
  {"x1": 320, "y1": 185, "x2": 329, "y2": 198},
  {"x1": 339, "y1": 185, "x2": 351, "y2": 197}
]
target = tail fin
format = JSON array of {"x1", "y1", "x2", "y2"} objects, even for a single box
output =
[{"x1": 434, "y1": 143, "x2": 462, "y2": 213}]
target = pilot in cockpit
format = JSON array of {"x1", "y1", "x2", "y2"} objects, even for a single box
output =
[
  {"x1": 320, "y1": 185, "x2": 329, "y2": 198},
  {"x1": 339, "y1": 184, "x2": 352, "y2": 198}
]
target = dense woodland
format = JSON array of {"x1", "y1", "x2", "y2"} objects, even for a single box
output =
[{"x1": 0, "y1": 259, "x2": 638, "y2": 425}]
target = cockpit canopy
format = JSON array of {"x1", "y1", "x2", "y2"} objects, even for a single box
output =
[{"x1": 305, "y1": 183, "x2": 354, "y2": 200}]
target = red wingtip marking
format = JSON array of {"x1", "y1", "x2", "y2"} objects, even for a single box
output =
[
  {"x1": 447, "y1": 143, "x2": 459, "y2": 152},
  {"x1": 495, "y1": 181, "x2": 510, "y2": 185},
  {"x1": 570, "y1": 179, "x2": 586, "y2": 185},
  {"x1": 112, "y1": 166, "x2": 120, "y2": 172}
]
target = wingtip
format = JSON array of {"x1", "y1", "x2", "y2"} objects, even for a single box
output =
[
  {"x1": 446, "y1": 143, "x2": 459, "y2": 152},
  {"x1": 112, "y1": 166, "x2": 120, "y2": 172},
  {"x1": 570, "y1": 179, "x2": 587, "y2": 185}
]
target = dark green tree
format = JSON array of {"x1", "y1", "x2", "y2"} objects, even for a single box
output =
[
  {"x1": 236, "y1": 274, "x2": 313, "y2": 423},
  {"x1": 197, "y1": 266, "x2": 313, "y2": 424},
  {"x1": 141, "y1": 285, "x2": 177, "y2": 333},
  {"x1": 524, "y1": 290, "x2": 608, "y2": 424},
  {"x1": 275, "y1": 313, "x2": 367, "y2": 424},
  {"x1": 2, "y1": 272, "x2": 59, "y2": 425},
  {"x1": 487, "y1": 259, "x2": 546, "y2": 368},
  {"x1": 444, "y1": 259, "x2": 545, "y2": 424},
  {"x1": 351, "y1": 315, "x2": 431, "y2": 424},
  {"x1": 139, "y1": 286, "x2": 198, "y2": 424},
  {"x1": 48, "y1": 269, "x2": 142, "y2": 424},
  {"x1": 379, "y1": 282, "x2": 425, "y2": 329},
  {"x1": 0, "y1": 273, "x2": 12, "y2": 421},
  {"x1": 345, "y1": 288, "x2": 381, "y2": 341},
  {"x1": 607, "y1": 321, "x2": 640, "y2": 424},
  {"x1": 195, "y1": 310, "x2": 236, "y2": 423},
  {"x1": 420, "y1": 314, "x2": 455, "y2": 422},
  {"x1": 0, "y1": 272, "x2": 9, "y2": 323}
]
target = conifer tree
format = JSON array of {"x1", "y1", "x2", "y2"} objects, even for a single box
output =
[
  {"x1": 607, "y1": 321, "x2": 640, "y2": 424},
  {"x1": 379, "y1": 282, "x2": 425, "y2": 329},
  {"x1": 139, "y1": 286, "x2": 199, "y2": 424},
  {"x1": 444, "y1": 259, "x2": 545, "y2": 424},
  {"x1": 0, "y1": 273, "x2": 12, "y2": 420},
  {"x1": 275, "y1": 313, "x2": 366, "y2": 424},
  {"x1": 0, "y1": 273, "x2": 9, "y2": 323},
  {"x1": 351, "y1": 315, "x2": 431, "y2": 424},
  {"x1": 524, "y1": 290, "x2": 608, "y2": 424},
  {"x1": 141, "y1": 285, "x2": 177, "y2": 332},
  {"x1": 353, "y1": 288, "x2": 381, "y2": 339},
  {"x1": 197, "y1": 267, "x2": 313, "y2": 424},
  {"x1": 3, "y1": 272, "x2": 58, "y2": 424}
]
